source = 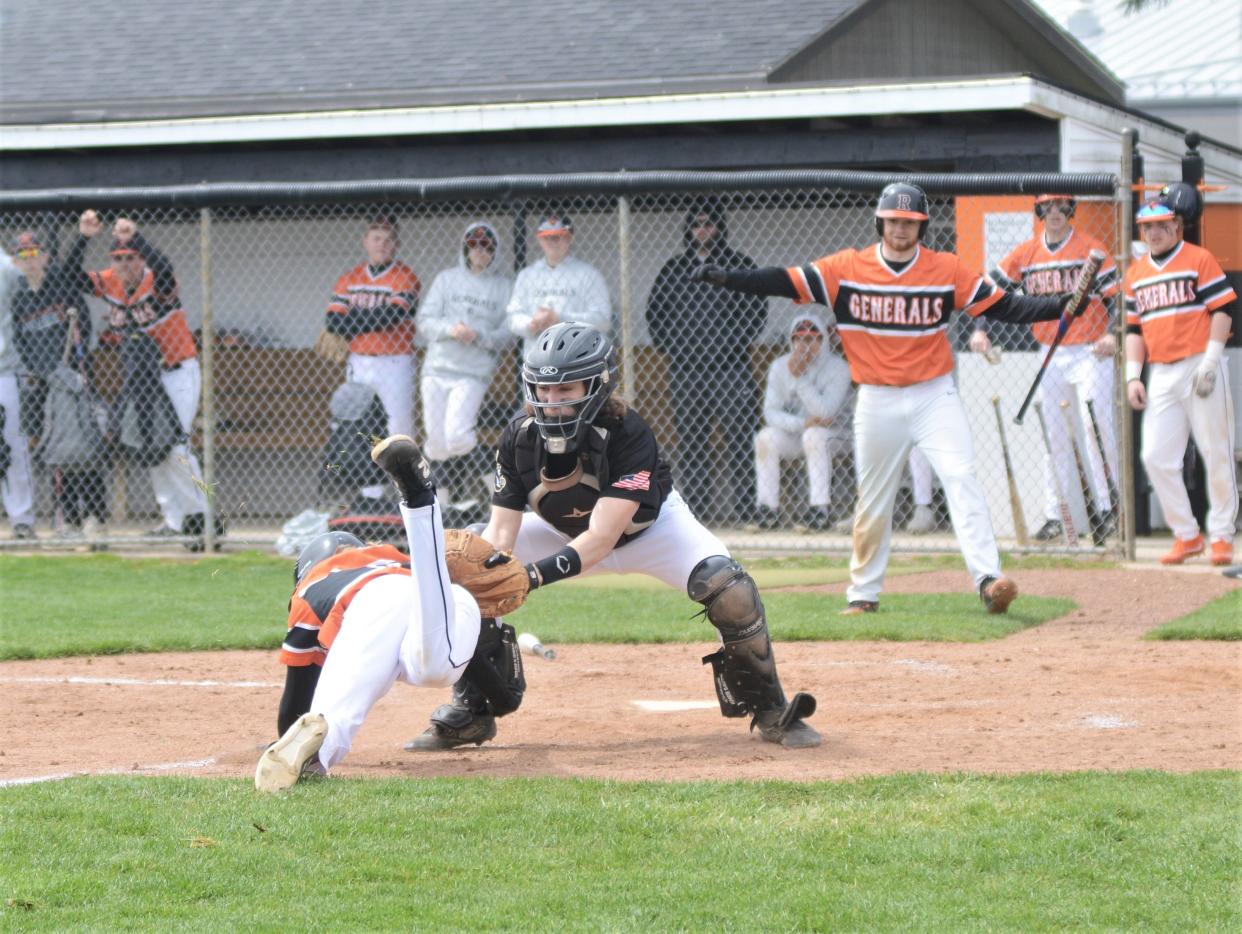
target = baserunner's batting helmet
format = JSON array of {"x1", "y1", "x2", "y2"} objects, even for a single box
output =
[
  {"x1": 522, "y1": 322, "x2": 619, "y2": 454},
  {"x1": 875, "y1": 182, "x2": 930, "y2": 239},
  {"x1": 295, "y1": 531, "x2": 365, "y2": 584}
]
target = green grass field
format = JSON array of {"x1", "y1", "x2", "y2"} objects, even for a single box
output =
[
  {"x1": 0, "y1": 553, "x2": 1074, "y2": 659},
  {"x1": 1147, "y1": 589, "x2": 1242, "y2": 641},
  {"x1": 4, "y1": 551, "x2": 1235, "y2": 930},
  {"x1": 2, "y1": 772, "x2": 1237, "y2": 930}
]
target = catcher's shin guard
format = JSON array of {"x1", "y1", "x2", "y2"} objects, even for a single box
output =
[
  {"x1": 690, "y1": 556, "x2": 785, "y2": 717},
  {"x1": 405, "y1": 619, "x2": 524, "y2": 751},
  {"x1": 690, "y1": 556, "x2": 821, "y2": 747}
]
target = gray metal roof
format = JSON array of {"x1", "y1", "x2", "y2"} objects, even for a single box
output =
[{"x1": 0, "y1": 0, "x2": 862, "y2": 123}]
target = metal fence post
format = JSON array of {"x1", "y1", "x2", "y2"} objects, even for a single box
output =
[
  {"x1": 199, "y1": 206, "x2": 217, "y2": 553},
  {"x1": 1118, "y1": 129, "x2": 1137, "y2": 561},
  {"x1": 617, "y1": 195, "x2": 635, "y2": 403}
]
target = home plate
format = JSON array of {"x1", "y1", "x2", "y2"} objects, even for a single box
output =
[{"x1": 632, "y1": 700, "x2": 718, "y2": 712}]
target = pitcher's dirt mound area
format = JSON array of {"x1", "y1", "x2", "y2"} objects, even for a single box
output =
[{"x1": 2, "y1": 567, "x2": 1238, "y2": 785}]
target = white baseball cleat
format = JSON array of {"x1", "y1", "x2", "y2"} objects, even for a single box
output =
[{"x1": 255, "y1": 712, "x2": 328, "y2": 793}]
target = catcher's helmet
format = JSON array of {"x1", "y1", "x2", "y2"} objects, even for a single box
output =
[
  {"x1": 294, "y1": 530, "x2": 364, "y2": 584},
  {"x1": 1034, "y1": 194, "x2": 1076, "y2": 219},
  {"x1": 522, "y1": 322, "x2": 619, "y2": 454},
  {"x1": 874, "y1": 182, "x2": 930, "y2": 239},
  {"x1": 1156, "y1": 182, "x2": 1202, "y2": 223}
]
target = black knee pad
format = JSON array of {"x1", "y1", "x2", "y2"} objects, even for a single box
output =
[
  {"x1": 687, "y1": 555, "x2": 766, "y2": 643},
  {"x1": 461, "y1": 618, "x2": 526, "y2": 717}
]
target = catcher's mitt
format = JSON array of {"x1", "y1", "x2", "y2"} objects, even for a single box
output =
[
  {"x1": 314, "y1": 329, "x2": 350, "y2": 365},
  {"x1": 443, "y1": 528, "x2": 530, "y2": 617}
]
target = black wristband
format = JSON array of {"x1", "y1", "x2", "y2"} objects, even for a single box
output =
[{"x1": 525, "y1": 545, "x2": 582, "y2": 589}]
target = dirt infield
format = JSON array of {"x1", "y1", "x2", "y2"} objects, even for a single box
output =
[{"x1": 2, "y1": 567, "x2": 1239, "y2": 785}]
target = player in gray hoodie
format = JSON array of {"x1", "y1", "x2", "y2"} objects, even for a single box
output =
[{"x1": 415, "y1": 222, "x2": 514, "y2": 511}]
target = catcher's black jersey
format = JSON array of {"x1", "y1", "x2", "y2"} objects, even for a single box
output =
[{"x1": 492, "y1": 409, "x2": 674, "y2": 544}]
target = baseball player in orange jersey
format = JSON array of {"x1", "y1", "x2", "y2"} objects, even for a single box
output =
[
  {"x1": 697, "y1": 183, "x2": 1078, "y2": 614},
  {"x1": 74, "y1": 210, "x2": 212, "y2": 539},
  {"x1": 324, "y1": 218, "x2": 420, "y2": 453},
  {"x1": 257, "y1": 436, "x2": 501, "y2": 791},
  {"x1": 971, "y1": 195, "x2": 1121, "y2": 541},
  {"x1": 1124, "y1": 190, "x2": 1238, "y2": 566}
]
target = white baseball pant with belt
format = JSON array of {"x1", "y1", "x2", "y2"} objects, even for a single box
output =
[{"x1": 848, "y1": 373, "x2": 1002, "y2": 604}]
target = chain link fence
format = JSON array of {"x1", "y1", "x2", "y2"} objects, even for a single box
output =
[{"x1": 0, "y1": 170, "x2": 1123, "y2": 555}]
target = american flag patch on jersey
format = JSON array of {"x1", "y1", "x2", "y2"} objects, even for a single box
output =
[{"x1": 612, "y1": 470, "x2": 651, "y2": 491}]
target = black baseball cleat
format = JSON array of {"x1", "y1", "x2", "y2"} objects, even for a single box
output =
[
  {"x1": 979, "y1": 576, "x2": 1018, "y2": 614},
  {"x1": 1032, "y1": 519, "x2": 1063, "y2": 542},
  {"x1": 405, "y1": 708, "x2": 497, "y2": 750},
  {"x1": 370, "y1": 435, "x2": 435, "y2": 507},
  {"x1": 752, "y1": 693, "x2": 820, "y2": 748},
  {"x1": 840, "y1": 600, "x2": 878, "y2": 616}
]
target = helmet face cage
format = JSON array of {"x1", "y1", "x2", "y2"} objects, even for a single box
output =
[
  {"x1": 874, "y1": 183, "x2": 930, "y2": 241},
  {"x1": 522, "y1": 324, "x2": 618, "y2": 454}
]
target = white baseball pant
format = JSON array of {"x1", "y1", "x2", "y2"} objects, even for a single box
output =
[
  {"x1": 907, "y1": 446, "x2": 933, "y2": 507},
  {"x1": 512, "y1": 489, "x2": 729, "y2": 590},
  {"x1": 755, "y1": 425, "x2": 848, "y2": 510},
  {"x1": 149, "y1": 359, "x2": 209, "y2": 531},
  {"x1": 0, "y1": 373, "x2": 35, "y2": 527},
  {"x1": 348, "y1": 352, "x2": 415, "y2": 438},
  {"x1": 349, "y1": 352, "x2": 415, "y2": 498},
  {"x1": 420, "y1": 373, "x2": 489, "y2": 462},
  {"x1": 1140, "y1": 353, "x2": 1237, "y2": 543},
  {"x1": 312, "y1": 499, "x2": 482, "y2": 770},
  {"x1": 1038, "y1": 345, "x2": 1117, "y2": 520},
  {"x1": 848, "y1": 373, "x2": 1002, "y2": 604}
]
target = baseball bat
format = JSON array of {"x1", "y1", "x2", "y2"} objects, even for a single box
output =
[
  {"x1": 1014, "y1": 249, "x2": 1107, "y2": 425},
  {"x1": 991, "y1": 396, "x2": 1029, "y2": 546},
  {"x1": 1035, "y1": 404, "x2": 1078, "y2": 547},
  {"x1": 1084, "y1": 398, "x2": 1119, "y2": 518},
  {"x1": 1060, "y1": 401, "x2": 1106, "y2": 547}
]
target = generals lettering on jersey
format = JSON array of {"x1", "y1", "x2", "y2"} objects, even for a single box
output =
[{"x1": 1123, "y1": 240, "x2": 1237, "y2": 364}]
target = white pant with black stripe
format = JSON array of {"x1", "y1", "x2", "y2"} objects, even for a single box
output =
[{"x1": 312, "y1": 500, "x2": 481, "y2": 770}]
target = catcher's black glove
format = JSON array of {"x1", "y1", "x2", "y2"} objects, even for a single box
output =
[{"x1": 691, "y1": 264, "x2": 727, "y2": 286}]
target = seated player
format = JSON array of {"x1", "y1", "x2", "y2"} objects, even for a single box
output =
[
  {"x1": 255, "y1": 436, "x2": 528, "y2": 792},
  {"x1": 405, "y1": 322, "x2": 820, "y2": 751}
]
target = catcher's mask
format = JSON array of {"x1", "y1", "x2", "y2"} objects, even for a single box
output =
[
  {"x1": 522, "y1": 322, "x2": 618, "y2": 454},
  {"x1": 294, "y1": 531, "x2": 364, "y2": 584},
  {"x1": 874, "y1": 182, "x2": 930, "y2": 240},
  {"x1": 1034, "y1": 194, "x2": 1076, "y2": 219}
]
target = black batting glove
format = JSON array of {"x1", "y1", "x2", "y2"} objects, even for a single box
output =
[{"x1": 691, "y1": 264, "x2": 727, "y2": 286}]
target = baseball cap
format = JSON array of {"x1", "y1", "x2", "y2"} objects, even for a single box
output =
[
  {"x1": 536, "y1": 214, "x2": 573, "y2": 237},
  {"x1": 1035, "y1": 194, "x2": 1073, "y2": 205},
  {"x1": 1135, "y1": 200, "x2": 1177, "y2": 225},
  {"x1": 11, "y1": 231, "x2": 43, "y2": 255},
  {"x1": 109, "y1": 238, "x2": 141, "y2": 256}
]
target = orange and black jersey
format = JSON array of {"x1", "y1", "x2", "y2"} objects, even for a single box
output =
[
  {"x1": 325, "y1": 260, "x2": 420, "y2": 356},
  {"x1": 715, "y1": 247, "x2": 1064, "y2": 386},
  {"x1": 492, "y1": 409, "x2": 674, "y2": 544},
  {"x1": 1124, "y1": 241, "x2": 1237, "y2": 364},
  {"x1": 280, "y1": 544, "x2": 410, "y2": 667},
  {"x1": 73, "y1": 233, "x2": 197, "y2": 368},
  {"x1": 992, "y1": 229, "x2": 1119, "y2": 346}
]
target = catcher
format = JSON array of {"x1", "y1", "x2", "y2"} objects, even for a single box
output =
[{"x1": 256, "y1": 435, "x2": 531, "y2": 792}]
